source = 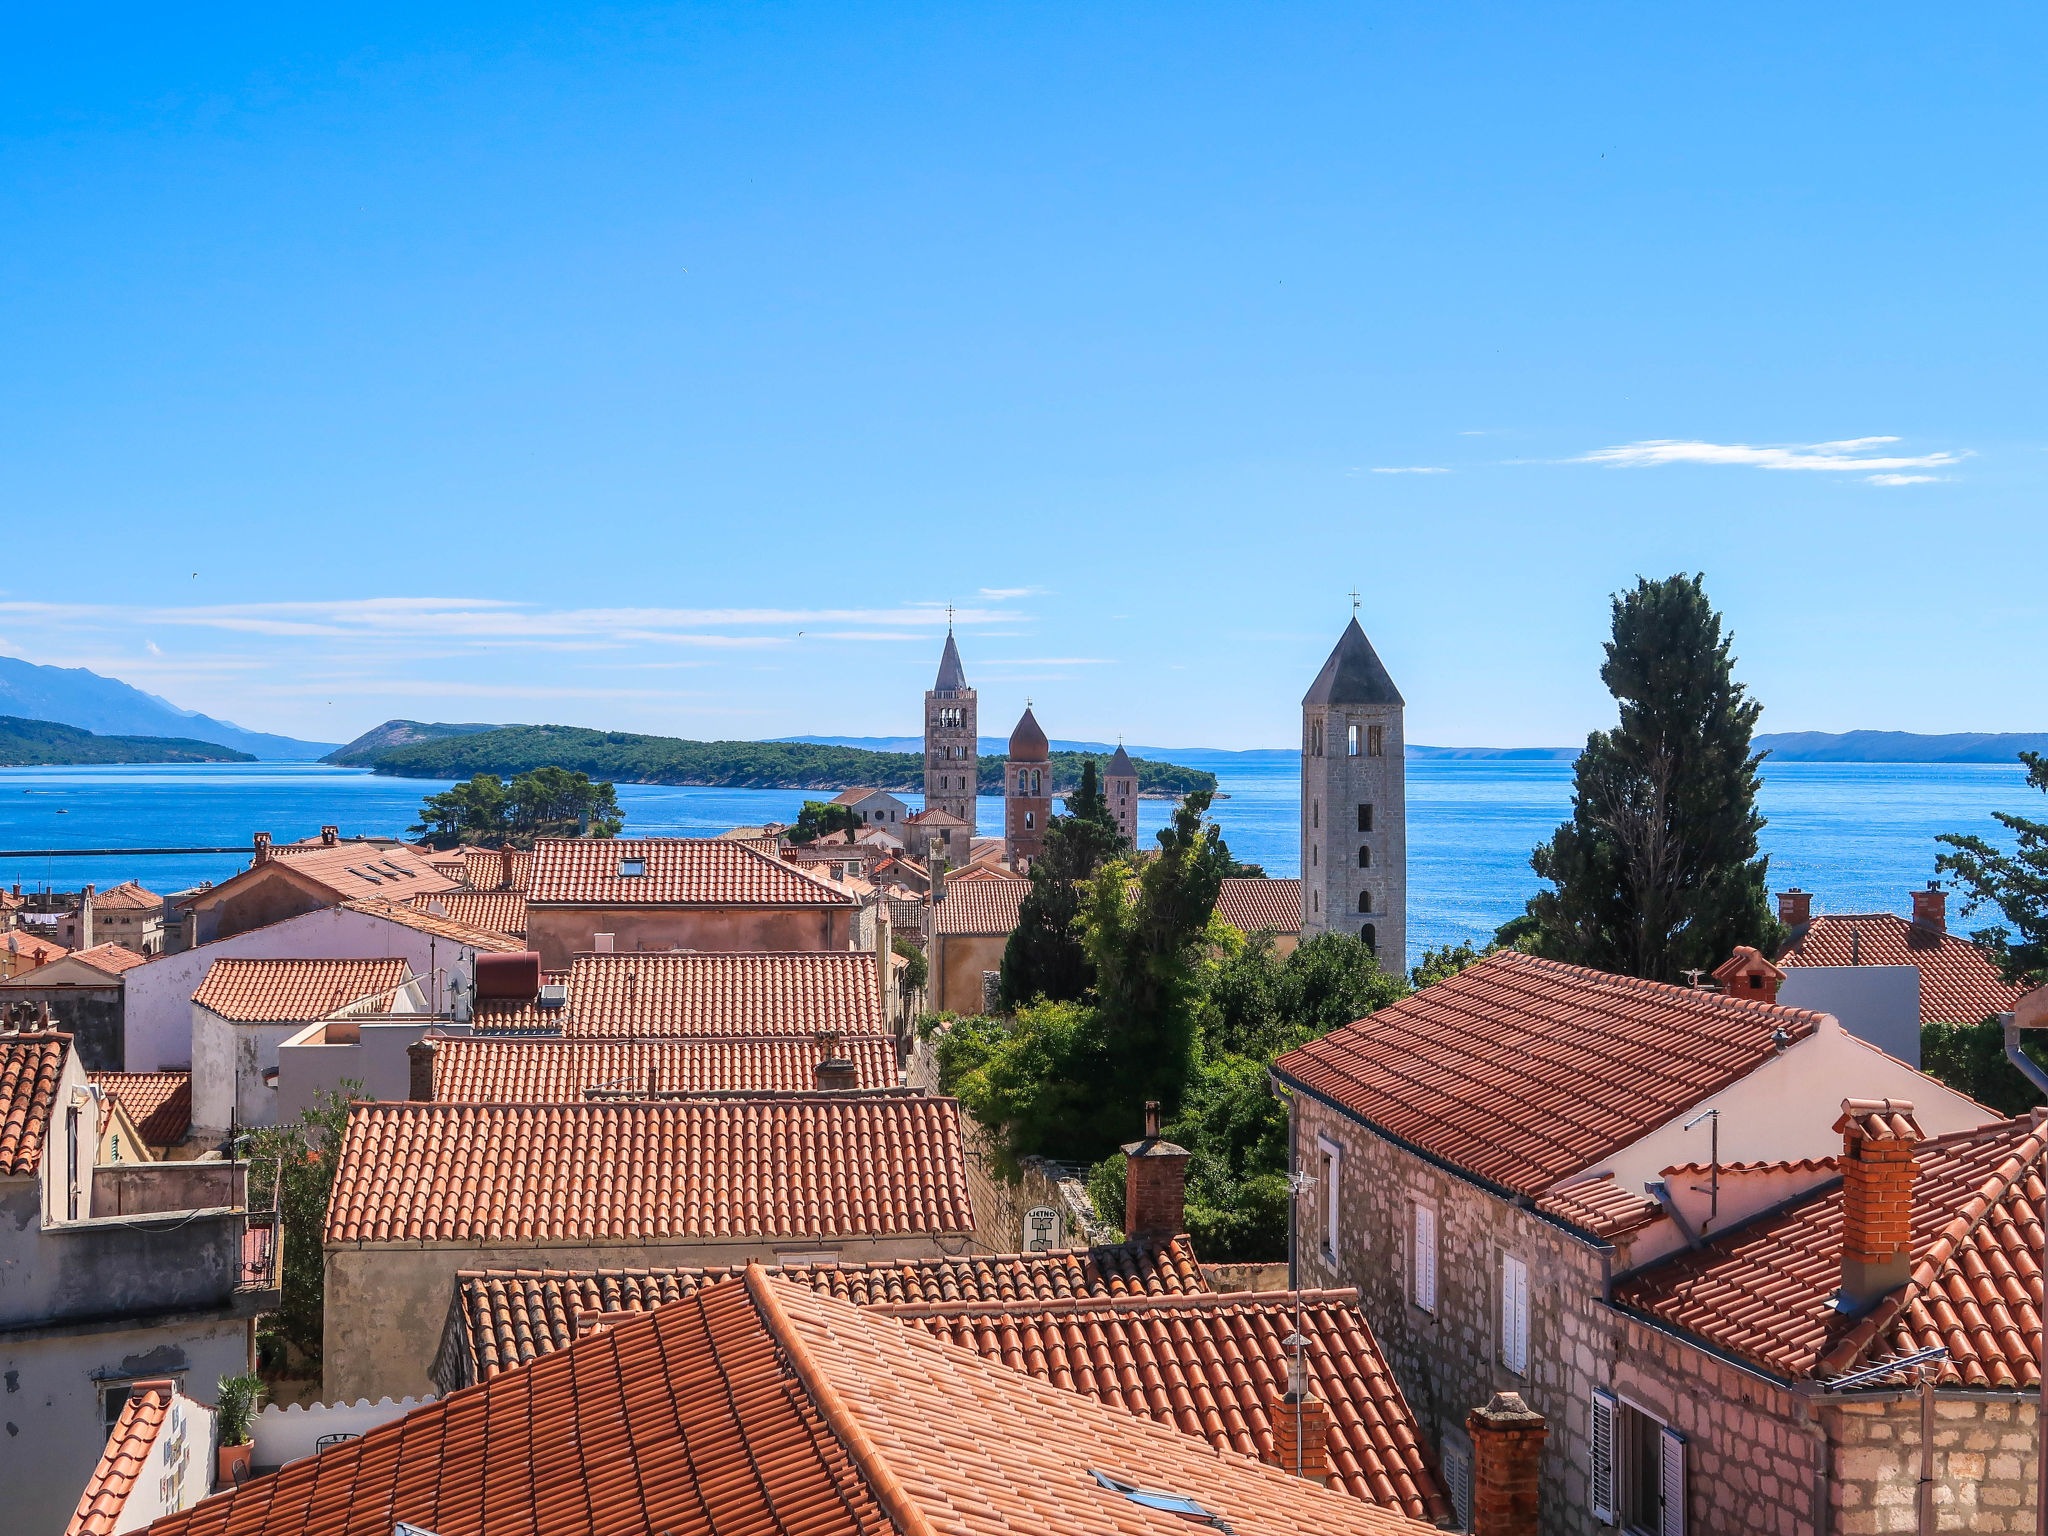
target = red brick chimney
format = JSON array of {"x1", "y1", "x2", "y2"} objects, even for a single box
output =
[
  {"x1": 813, "y1": 1029, "x2": 858, "y2": 1091},
  {"x1": 1834, "y1": 1097, "x2": 1924, "y2": 1310},
  {"x1": 499, "y1": 843, "x2": 518, "y2": 891},
  {"x1": 408, "y1": 1039, "x2": 438, "y2": 1101},
  {"x1": 320, "y1": 825, "x2": 340, "y2": 847},
  {"x1": 1467, "y1": 1391, "x2": 1547, "y2": 1536},
  {"x1": 1269, "y1": 1359, "x2": 1331, "y2": 1486},
  {"x1": 252, "y1": 831, "x2": 272, "y2": 865},
  {"x1": 1777, "y1": 887, "x2": 1812, "y2": 929},
  {"x1": 1910, "y1": 882, "x2": 1947, "y2": 934},
  {"x1": 1122, "y1": 1101, "x2": 1188, "y2": 1240},
  {"x1": 1711, "y1": 945, "x2": 1786, "y2": 1004}
]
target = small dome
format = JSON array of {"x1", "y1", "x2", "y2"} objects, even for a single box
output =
[{"x1": 1008, "y1": 707, "x2": 1050, "y2": 762}]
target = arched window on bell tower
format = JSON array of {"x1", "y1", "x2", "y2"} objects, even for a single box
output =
[{"x1": 1357, "y1": 846, "x2": 1371, "y2": 869}]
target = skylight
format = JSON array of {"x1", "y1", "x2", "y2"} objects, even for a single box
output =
[
  {"x1": 618, "y1": 858, "x2": 646, "y2": 878},
  {"x1": 1089, "y1": 1471, "x2": 1235, "y2": 1533}
]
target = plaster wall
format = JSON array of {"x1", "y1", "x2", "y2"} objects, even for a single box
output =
[
  {"x1": 933, "y1": 931, "x2": 1008, "y2": 1014},
  {"x1": 325, "y1": 1231, "x2": 972, "y2": 1401},
  {"x1": 189, "y1": 1010, "x2": 304, "y2": 1135},
  {"x1": 276, "y1": 1018, "x2": 474, "y2": 1123},
  {"x1": 0, "y1": 981, "x2": 124, "y2": 1069},
  {"x1": 1778, "y1": 966, "x2": 1924, "y2": 1061},
  {"x1": 524, "y1": 905, "x2": 852, "y2": 969},
  {"x1": 0, "y1": 1182, "x2": 247, "y2": 1328}
]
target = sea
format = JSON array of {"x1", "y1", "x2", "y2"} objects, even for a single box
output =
[{"x1": 0, "y1": 754, "x2": 2031, "y2": 961}]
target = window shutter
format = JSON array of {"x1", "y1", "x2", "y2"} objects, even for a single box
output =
[
  {"x1": 1440, "y1": 1440, "x2": 1472, "y2": 1531},
  {"x1": 1414, "y1": 1206, "x2": 1437, "y2": 1311},
  {"x1": 1502, "y1": 1255, "x2": 1528, "y2": 1374},
  {"x1": 1659, "y1": 1425, "x2": 1686, "y2": 1536},
  {"x1": 1589, "y1": 1390, "x2": 1617, "y2": 1525}
]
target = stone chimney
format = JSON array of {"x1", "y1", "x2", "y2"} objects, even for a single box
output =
[
  {"x1": 320, "y1": 825, "x2": 340, "y2": 848},
  {"x1": 1121, "y1": 1101, "x2": 1189, "y2": 1240},
  {"x1": 407, "y1": 1039, "x2": 438, "y2": 1102},
  {"x1": 1467, "y1": 1391, "x2": 1547, "y2": 1536},
  {"x1": 1269, "y1": 1353, "x2": 1330, "y2": 1485},
  {"x1": 813, "y1": 1030, "x2": 858, "y2": 1091},
  {"x1": 78, "y1": 884, "x2": 94, "y2": 951},
  {"x1": 499, "y1": 843, "x2": 518, "y2": 891},
  {"x1": 1711, "y1": 945, "x2": 1785, "y2": 1005},
  {"x1": 252, "y1": 831, "x2": 272, "y2": 865},
  {"x1": 1834, "y1": 1097, "x2": 1924, "y2": 1311},
  {"x1": 1777, "y1": 887, "x2": 1812, "y2": 929},
  {"x1": 1910, "y1": 882, "x2": 1947, "y2": 934}
]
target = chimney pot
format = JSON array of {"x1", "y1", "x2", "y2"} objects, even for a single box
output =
[
  {"x1": 1911, "y1": 883, "x2": 1947, "y2": 934},
  {"x1": 813, "y1": 1029, "x2": 858, "y2": 1091},
  {"x1": 1777, "y1": 887, "x2": 1813, "y2": 929},
  {"x1": 407, "y1": 1039, "x2": 437, "y2": 1101},
  {"x1": 1467, "y1": 1392, "x2": 1548, "y2": 1536},
  {"x1": 1711, "y1": 945, "x2": 1784, "y2": 1005},
  {"x1": 320, "y1": 825, "x2": 339, "y2": 847},
  {"x1": 1833, "y1": 1097, "x2": 1924, "y2": 1310},
  {"x1": 1144, "y1": 1099, "x2": 1161, "y2": 1138},
  {"x1": 252, "y1": 832, "x2": 272, "y2": 864}
]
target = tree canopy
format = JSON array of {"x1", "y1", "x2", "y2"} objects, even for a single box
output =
[
  {"x1": 1497, "y1": 574, "x2": 1779, "y2": 981},
  {"x1": 1937, "y1": 751, "x2": 2048, "y2": 988},
  {"x1": 412, "y1": 766, "x2": 623, "y2": 848},
  {"x1": 998, "y1": 759, "x2": 1130, "y2": 1009},
  {"x1": 786, "y1": 799, "x2": 864, "y2": 845}
]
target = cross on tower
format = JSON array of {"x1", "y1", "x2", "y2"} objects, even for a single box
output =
[
  {"x1": 946, "y1": 603, "x2": 955, "y2": 630},
  {"x1": 1348, "y1": 588, "x2": 1361, "y2": 614}
]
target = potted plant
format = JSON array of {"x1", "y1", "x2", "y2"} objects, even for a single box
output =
[{"x1": 214, "y1": 1373, "x2": 262, "y2": 1486}]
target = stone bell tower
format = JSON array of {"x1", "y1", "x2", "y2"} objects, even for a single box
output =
[
  {"x1": 924, "y1": 627, "x2": 977, "y2": 830},
  {"x1": 1005, "y1": 705, "x2": 1052, "y2": 869},
  {"x1": 1300, "y1": 615, "x2": 1406, "y2": 974}
]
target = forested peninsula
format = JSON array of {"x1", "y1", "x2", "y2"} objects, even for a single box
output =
[
  {"x1": 0, "y1": 715, "x2": 257, "y2": 765},
  {"x1": 346, "y1": 723, "x2": 1217, "y2": 796}
]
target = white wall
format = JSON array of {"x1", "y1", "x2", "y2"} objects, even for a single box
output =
[
  {"x1": 1779, "y1": 965, "x2": 1923, "y2": 1063},
  {"x1": 110, "y1": 1390, "x2": 215, "y2": 1532},
  {"x1": 193, "y1": 982, "x2": 427, "y2": 1134},
  {"x1": 125, "y1": 906, "x2": 484, "y2": 1075},
  {"x1": 253, "y1": 1394, "x2": 431, "y2": 1470},
  {"x1": 275, "y1": 1018, "x2": 474, "y2": 1123}
]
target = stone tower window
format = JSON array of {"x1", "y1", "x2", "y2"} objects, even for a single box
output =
[
  {"x1": 1357, "y1": 804, "x2": 1373, "y2": 832},
  {"x1": 1031, "y1": 770, "x2": 1041, "y2": 794},
  {"x1": 1312, "y1": 800, "x2": 1320, "y2": 829},
  {"x1": 1368, "y1": 723, "x2": 1385, "y2": 757},
  {"x1": 1310, "y1": 719, "x2": 1324, "y2": 757},
  {"x1": 1347, "y1": 723, "x2": 1360, "y2": 757},
  {"x1": 1357, "y1": 846, "x2": 1371, "y2": 869},
  {"x1": 1362, "y1": 923, "x2": 1377, "y2": 954},
  {"x1": 1312, "y1": 889, "x2": 1320, "y2": 913},
  {"x1": 1358, "y1": 890, "x2": 1372, "y2": 913}
]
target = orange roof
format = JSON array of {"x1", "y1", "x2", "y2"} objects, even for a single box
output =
[
  {"x1": 529, "y1": 837, "x2": 853, "y2": 907},
  {"x1": 326, "y1": 1094, "x2": 976, "y2": 1245},
  {"x1": 430, "y1": 1035, "x2": 901, "y2": 1099},
  {"x1": 338, "y1": 895, "x2": 527, "y2": 951},
  {"x1": 546, "y1": 950, "x2": 887, "y2": 1039},
  {"x1": 446, "y1": 1236, "x2": 1209, "y2": 1384},
  {"x1": 1615, "y1": 1114, "x2": 2048, "y2": 1389},
  {"x1": 459, "y1": 846, "x2": 531, "y2": 889},
  {"x1": 252, "y1": 841, "x2": 460, "y2": 901},
  {"x1": 0, "y1": 1032, "x2": 66, "y2": 1176},
  {"x1": 1778, "y1": 912, "x2": 2028, "y2": 1024},
  {"x1": 934, "y1": 880, "x2": 1029, "y2": 935},
  {"x1": 65, "y1": 943, "x2": 151, "y2": 977},
  {"x1": 193, "y1": 957, "x2": 413, "y2": 1023},
  {"x1": 80, "y1": 879, "x2": 162, "y2": 912},
  {"x1": 65, "y1": 1378, "x2": 174, "y2": 1536},
  {"x1": 407, "y1": 888, "x2": 529, "y2": 938},
  {"x1": 948, "y1": 859, "x2": 1026, "y2": 883},
  {"x1": 1214, "y1": 878, "x2": 1303, "y2": 936},
  {"x1": 90, "y1": 1070, "x2": 192, "y2": 1146},
  {"x1": 1534, "y1": 1173, "x2": 1664, "y2": 1240},
  {"x1": 151, "y1": 1269, "x2": 1427, "y2": 1536},
  {"x1": 4, "y1": 931, "x2": 69, "y2": 964},
  {"x1": 1273, "y1": 950, "x2": 1829, "y2": 1196}
]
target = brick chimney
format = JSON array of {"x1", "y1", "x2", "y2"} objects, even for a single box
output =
[
  {"x1": 1121, "y1": 1101, "x2": 1188, "y2": 1240},
  {"x1": 1467, "y1": 1391, "x2": 1547, "y2": 1536},
  {"x1": 813, "y1": 1029, "x2": 858, "y2": 1091},
  {"x1": 78, "y1": 884, "x2": 94, "y2": 951},
  {"x1": 1777, "y1": 887, "x2": 1812, "y2": 929},
  {"x1": 1711, "y1": 945, "x2": 1785, "y2": 1005},
  {"x1": 499, "y1": 843, "x2": 518, "y2": 891},
  {"x1": 1834, "y1": 1097, "x2": 1924, "y2": 1311},
  {"x1": 1910, "y1": 882, "x2": 1947, "y2": 934},
  {"x1": 407, "y1": 1039, "x2": 438, "y2": 1102},
  {"x1": 1269, "y1": 1352, "x2": 1330, "y2": 1485},
  {"x1": 252, "y1": 831, "x2": 272, "y2": 865},
  {"x1": 320, "y1": 825, "x2": 340, "y2": 847}
]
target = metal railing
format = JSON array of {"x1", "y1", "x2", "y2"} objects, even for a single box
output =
[{"x1": 240, "y1": 1156, "x2": 283, "y2": 1292}]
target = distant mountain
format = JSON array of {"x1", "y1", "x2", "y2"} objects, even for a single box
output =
[
  {"x1": 0, "y1": 656, "x2": 338, "y2": 760},
  {"x1": 324, "y1": 718, "x2": 512, "y2": 767},
  {"x1": 773, "y1": 734, "x2": 1578, "y2": 762},
  {"x1": 0, "y1": 715, "x2": 255, "y2": 766},
  {"x1": 1754, "y1": 731, "x2": 2048, "y2": 764}
]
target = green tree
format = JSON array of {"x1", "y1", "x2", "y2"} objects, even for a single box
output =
[
  {"x1": 508, "y1": 765, "x2": 622, "y2": 839},
  {"x1": 243, "y1": 1085, "x2": 356, "y2": 1374},
  {"x1": 1498, "y1": 574, "x2": 1780, "y2": 981},
  {"x1": 787, "y1": 799, "x2": 865, "y2": 845},
  {"x1": 1410, "y1": 940, "x2": 1494, "y2": 989},
  {"x1": 412, "y1": 773, "x2": 512, "y2": 846},
  {"x1": 892, "y1": 935, "x2": 928, "y2": 994},
  {"x1": 999, "y1": 760, "x2": 1129, "y2": 1008},
  {"x1": 1920, "y1": 1016, "x2": 2047, "y2": 1117},
  {"x1": 1936, "y1": 752, "x2": 2048, "y2": 989}
]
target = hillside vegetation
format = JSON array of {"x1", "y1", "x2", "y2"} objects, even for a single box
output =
[
  {"x1": 357, "y1": 723, "x2": 1217, "y2": 795},
  {"x1": 322, "y1": 718, "x2": 509, "y2": 766},
  {"x1": 0, "y1": 715, "x2": 257, "y2": 765}
]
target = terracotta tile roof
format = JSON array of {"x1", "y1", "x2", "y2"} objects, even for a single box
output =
[
  {"x1": 66, "y1": 1378, "x2": 173, "y2": 1536},
  {"x1": 90, "y1": 1071, "x2": 192, "y2": 1147},
  {"x1": 430, "y1": 1035, "x2": 901, "y2": 1099},
  {"x1": 255, "y1": 841, "x2": 460, "y2": 901},
  {"x1": 66, "y1": 942, "x2": 151, "y2": 976},
  {"x1": 152, "y1": 1269, "x2": 1426, "y2": 1536},
  {"x1": 405, "y1": 888, "x2": 529, "y2": 938},
  {"x1": 3, "y1": 931, "x2": 69, "y2": 965},
  {"x1": 445, "y1": 1236, "x2": 1208, "y2": 1384},
  {"x1": 1214, "y1": 878, "x2": 1303, "y2": 936},
  {"x1": 948, "y1": 860, "x2": 1027, "y2": 883},
  {"x1": 881, "y1": 1288, "x2": 1448, "y2": 1521},
  {"x1": 1615, "y1": 1114, "x2": 2048, "y2": 1388},
  {"x1": 1778, "y1": 912, "x2": 2027, "y2": 1024},
  {"x1": 458, "y1": 847, "x2": 531, "y2": 889},
  {"x1": 326, "y1": 1094, "x2": 976, "y2": 1245},
  {"x1": 82, "y1": 880, "x2": 162, "y2": 912},
  {"x1": 528, "y1": 837, "x2": 853, "y2": 907},
  {"x1": 1836, "y1": 1096, "x2": 1926, "y2": 1142},
  {"x1": 550, "y1": 950, "x2": 887, "y2": 1039},
  {"x1": 0, "y1": 1031, "x2": 66, "y2": 1175},
  {"x1": 1272, "y1": 950, "x2": 1830, "y2": 1196},
  {"x1": 1535, "y1": 1173, "x2": 1664, "y2": 1240},
  {"x1": 193, "y1": 957, "x2": 413, "y2": 1023},
  {"x1": 934, "y1": 879, "x2": 1029, "y2": 936},
  {"x1": 337, "y1": 895, "x2": 527, "y2": 951}
]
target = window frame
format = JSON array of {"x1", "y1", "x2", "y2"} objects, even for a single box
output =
[
  {"x1": 1500, "y1": 1252, "x2": 1529, "y2": 1376},
  {"x1": 1316, "y1": 1135, "x2": 1342, "y2": 1262},
  {"x1": 1411, "y1": 1200, "x2": 1438, "y2": 1313},
  {"x1": 1347, "y1": 723, "x2": 1361, "y2": 756}
]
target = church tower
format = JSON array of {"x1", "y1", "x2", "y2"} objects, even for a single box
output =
[
  {"x1": 1300, "y1": 616, "x2": 1406, "y2": 975},
  {"x1": 1104, "y1": 743, "x2": 1139, "y2": 848},
  {"x1": 924, "y1": 628, "x2": 977, "y2": 830},
  {"x1": 1005, "y1": 706, "x2": 1052, "y2": 869}
]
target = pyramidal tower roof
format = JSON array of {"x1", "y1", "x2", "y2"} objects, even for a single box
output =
[
  {"x1": 1105, "y1": 744, "x2": 1136, "y2": 777},
  {"x1": 932, "y1": 630, "x2": 969, "y2": 694},
  {"x1": 1301, "y1": 618, "x2": 1405, "y2": 709},
  {"x1": 1009, "y1": 707, "x2": 1050, "y2": 761}
]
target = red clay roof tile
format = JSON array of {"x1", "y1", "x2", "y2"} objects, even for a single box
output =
[
  {"x1": 0, "y1": 1031, "x2": 67, "y2": 1176},
  {"x1": 338, "y1": 896, "x2": 528, "y2": 951},
  {"x1": 430, "y1": 1035, "x2": 900, "y2": 1099},
  {"x1": 407, "y1": 888, "x2": 529, "y2": 938},
  {"x1": 1778, "y1": 912, "x2": 2027, "y2": 1024},
  {"x1": 1535, "y1": 1173, "x2": 1665, "y2": 1240},
  {"x1": 66, "y1": 943, "x2": 151, "y2": 976},
  {"x1": 933, "y1": 881, "x2": 1028, "y2": 936},
  {"x1": 528, "y1": 837, "x2": 853, "y2": 907},
  {"x1": 67, "y1": 1379, "x2": 173, "y2": 1536},
  {"x1": 90, "y1": 1071, "x2": 192, "y2": 1147},
  {"x1": 79, "y1": 880, "x2": 163, "y2": 912},
  {"x1": 254, "y1": 842, "x2": 460, "y2": 901},
  {"x1": 476, "y1": 950, "x2": 889, "y2": 1039},
  {"x1": 192, "y1": 957, "x2": 413, "y2": 1023},
  {"x1": 1213, "y1": 879, "x2": 1303, "y2": 937}
]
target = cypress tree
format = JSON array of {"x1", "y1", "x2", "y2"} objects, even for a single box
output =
[{"x1": 1499, "y1": 574, "x2": 1780, "y2": 981}]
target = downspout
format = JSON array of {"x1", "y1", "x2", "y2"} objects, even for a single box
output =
[{"x1": 2001, "y1": 1012, "x2": 2048, "y2": 1097}]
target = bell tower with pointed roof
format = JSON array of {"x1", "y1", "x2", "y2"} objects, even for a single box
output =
[
  {"x1": 924, "y1": 625, "x2": 978, "y2": 832},
  {"x1": 1004, "y1": 705, "x2": 1052, "y2": 868},
  {"x1": 1104, "y1": 743, "x2": 1139, "y2": 848},
  {"x1": 1300, "y1": 615, "x2": 1406, "y2": 973}
]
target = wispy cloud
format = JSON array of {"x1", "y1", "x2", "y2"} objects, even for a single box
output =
[
  {"x1": 1573, "y1": 437, "x2": 1965, "y2": 475},
  {"x1": 1865, "y1": 473, "x2": 1941, "y2": 487},
  {"x1": 977, "y1": 657, "x2": 1113, "y2": 666},
  {"x1": 1366, "y1": 466, "x2": 1450, "y2": 475},
  {"x1": 978, "y1": 586, "x2": 1045, "y2": 600}
]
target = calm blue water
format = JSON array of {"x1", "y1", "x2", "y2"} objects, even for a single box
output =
[{"x1": 0, "y1": 756, "x2": 2029, "y2": 960}]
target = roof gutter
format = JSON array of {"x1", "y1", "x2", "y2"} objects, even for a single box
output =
[{"x1": 2000, "y1": 1012, "x2": 2048, "y2": 1097}]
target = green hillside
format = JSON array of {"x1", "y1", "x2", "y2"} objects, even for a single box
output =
[
  {"x1": 359, "y1": 724, "x2": 1216, "y2": 796},
  {"x1": 0, "y1": 715, "x2": 257, "y2": 766}
]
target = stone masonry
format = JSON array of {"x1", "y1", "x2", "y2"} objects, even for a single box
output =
[{"x1": 925, "y1": 630, "x2": 977, "y2": 829}]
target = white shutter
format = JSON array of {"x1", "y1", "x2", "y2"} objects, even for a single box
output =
[
  {"x1": 1440, "y1": 1440, "x2": 1472, "y2": 1531},
  {"x1": 1589, "y1": 1390, "x2": 1617, "y2": 1525},
  {"x1": 1659, "y1": 1425, "x2": 1686, "y2": 1536},
  {"x1": 1502, "y1": 1255, "x2": 1529, "y2": 1375},
  {"x1": 1414, "y1": 1205, "x2": 1437, "y2": 1311}
]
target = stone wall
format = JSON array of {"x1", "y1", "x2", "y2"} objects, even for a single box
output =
[{"x1": 1828, "y1": 1393, "x2": 2039, "y2": 1534}]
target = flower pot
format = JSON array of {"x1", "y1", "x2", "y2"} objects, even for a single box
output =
[{"x1": 217, "y1": 1443, "x2": 253, "y2": 1488}]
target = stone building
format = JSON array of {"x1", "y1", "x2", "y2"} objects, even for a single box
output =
[
  {"x1": 1004, "y1": 706, "x2": 1051, "y2": 869},
  {"x1": 1299, "y1": 616, "x2": 1407, "y2": 973},
  {"x1": 1104, "y1": 743, "x2": 1139, "y2": 847},
  {"x1": 58, "y1": 881, "x2": 165, "y2": 957},
  {"x1": 924, "y1": 628, "x2": 978, "y2": 829},
  {"x1": 1270, "y1": 950, "x2": 1996, "y2": 1533}
]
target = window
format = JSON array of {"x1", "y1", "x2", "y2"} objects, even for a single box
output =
[
  {"x1": 1312, "y1": 889, "x2": 1320, "y2": 913},
  {"x1": 1412, "y1": 1204, "x2": 1437, "y2": 1312},
  {"x1": 1357, "y1": 803, "x2": 1373, "y2": 832},
  {"x1": 1362, "y1": 923, "x2": 1376, "y2": 954},
  {"x1": 1312, "y1": 845, "x2": 1318, "y2": 867},
  {"x1": 1347, "y1": 723, "x2": 1361, "y2": 756},
  {"x1": 1440, "y1": 1438, "x2": 1473, "y2": 1532},
  {"x1": 1025, "y1": 812, "x2": 1035, "y2": 829},
  {"x1": 617, "y1": 858, "x2": 645, "y2": 878},
  {"x1": 1368, "y1": 723, "x2": 1385, "y2": 757},
  {"x1": 1317, "y1": 1136, "x2": 1341, "y2": 1260},
  {"x1": 1358, "y1": 890, "x2": 1372, "y2": 913},
  {"x1": 1357, "y1": 846, "x2": 1371, "y2": 869},
  {"x1": 1593, "y1": 1393, "x2": 1685, "y2": 1535},
  {"x1": 1031, "y1": 770, "x2": 1041, "y2": 795},
  {"x1": 1501, "y1": 1254, "x2": 1529, "y2": 1375},
  {"x1": 1313, "y1": 799, "x2": 1320, "y2": 830}
]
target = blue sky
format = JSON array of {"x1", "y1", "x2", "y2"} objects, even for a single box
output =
[{"x1": 3, "y1": 4, "x2": 2041, "y2": 749}]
